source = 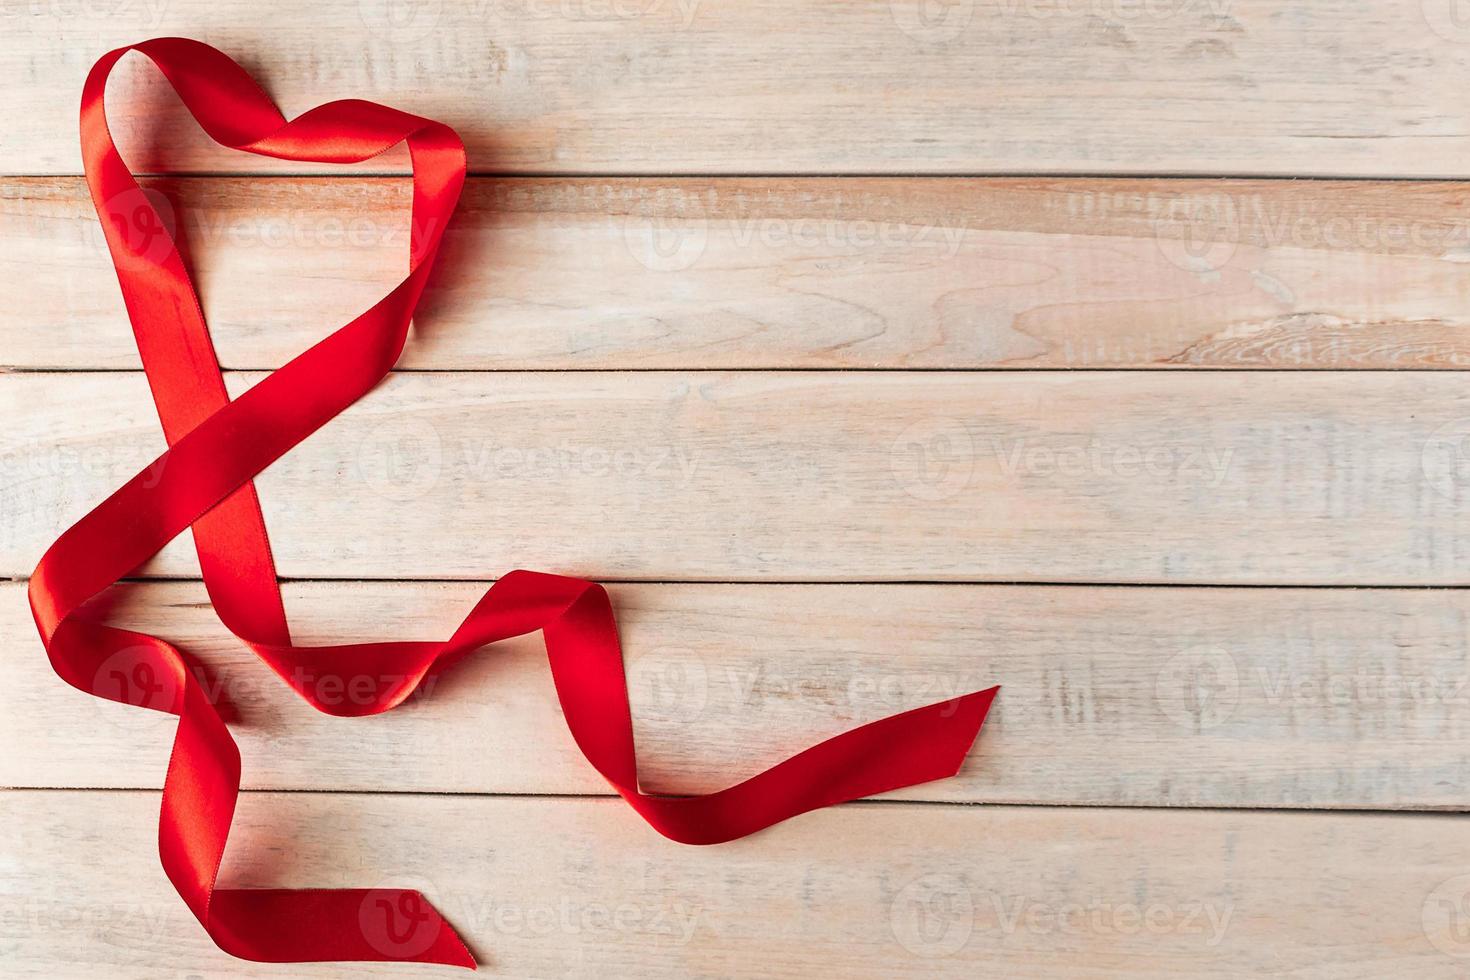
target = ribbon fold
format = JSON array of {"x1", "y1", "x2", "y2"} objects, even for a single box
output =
[{"x1": 29, "y1": 37, "x2": 998, "y2": 968}]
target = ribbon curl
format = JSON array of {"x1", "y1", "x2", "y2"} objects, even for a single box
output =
[{"x1": 29, "y1": 38, "x2": 998, "y2": 968}]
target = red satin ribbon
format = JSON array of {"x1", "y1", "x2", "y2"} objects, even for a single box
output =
[{"x1": 29, "y1": 37, "x2": 998, "y2": 968}]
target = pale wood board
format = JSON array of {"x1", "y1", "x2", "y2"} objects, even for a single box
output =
[
  {"x1": 9, "y1": 175, "x2": 1470, "y2": 370},
  {"x1": 6, "y1": 1, "x2": 1470, "y2": 177},
  {"x1": 6, "y1": 370, "x2": 1470, "y2": 583},
  {"x1": 5, "y1": 580, "x2": 1470, "y2": 809},
  {"x1": 9, "y1": 0, "x2": 1470, "y2": 971},
  {"x1": 5, "y1": 790, "x2": 1470, "y2": 977}
]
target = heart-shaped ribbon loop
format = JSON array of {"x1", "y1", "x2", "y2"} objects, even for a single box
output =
[{"x1": 30, "y1": 37, "x2": 998, "y2": 968}]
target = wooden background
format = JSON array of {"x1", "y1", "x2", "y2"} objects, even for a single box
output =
[{"x1": 7, "y1": 1, "x2": 1470, "y2": 976}]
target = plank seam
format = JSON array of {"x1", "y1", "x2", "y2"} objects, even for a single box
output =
[
  {"x1": 3, "y1": 788, "x2": 1467, "y2": 820},
  {"x1": 15, "y1": 369, "x2": 1470, "y2": 378},
  {"x1": 7, "y1": 578, "x2": 1470, "y2": 590},
  {"x1": 13, "y1": 367, "x2": 1470, "y2": 375},
  {"x1": 13, "y1": 170, "x2": 1470, "y2": 181}
]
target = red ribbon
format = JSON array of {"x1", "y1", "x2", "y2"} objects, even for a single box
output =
[{"x1": 29, "y1": 37, "x2": 998, "y2": 968}]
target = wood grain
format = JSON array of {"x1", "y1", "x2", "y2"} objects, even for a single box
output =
[
  {"x1": 5, "y1": 790, "x2": 1470, "y2": 977},
  {"x1": 10, "y1": 175, "x2": 1470, "y2": 370},
  {"x1": 10, "y1": 0, "x2": 1470, "y2": 972},
  {"x1": 6, "y1": 370, "x2": 1470, "y2": 583},
  {"x1": 6, "y1": 1, "x2": 1470, "y2": 177},
  {"x1": 6, "y1": 580, "x2": 1470, "y2": 808}
]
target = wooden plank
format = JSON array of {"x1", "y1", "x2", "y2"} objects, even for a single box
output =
[
  {"x1": 6, "y1": 580, "x2": 1470, "y2": 808},
  {"x1": 5, "y1": 790, "x2": 1470, "y2": 977},
  {"x1": 6, "y1": 1, "x2": 1470, "y2": 177},
  {"x1": 10, "y1": 175, "x2": 1470, "y2": 370},
  {"x1": 6, "y1": 370, "x2": 1470, "y2": 584}
]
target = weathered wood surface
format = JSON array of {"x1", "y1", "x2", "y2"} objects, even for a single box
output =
[
  {"x1": 6, "y1": 1, "x2": 1470, "y2": 177},
  {"x1": 9, "y1": 176, "x2": 1470, "y2": 370},
  {"x1": 9, "y1": 2, "x2": 1470, "y2": 974},
  {"x1": 5, "y1": 580, "x2": 1470, "y2": 809},
  {"x1": 6, "y1": 370, "x2": 1470, "y2": 583},
  {"x1": 5, "y1": 791, "x2": 1470, "y2": 978}
]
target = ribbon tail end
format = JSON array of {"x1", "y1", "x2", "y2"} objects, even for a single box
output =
[{"x1": 937, "y1": 684, "x2": 1000, "y2": 779}]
